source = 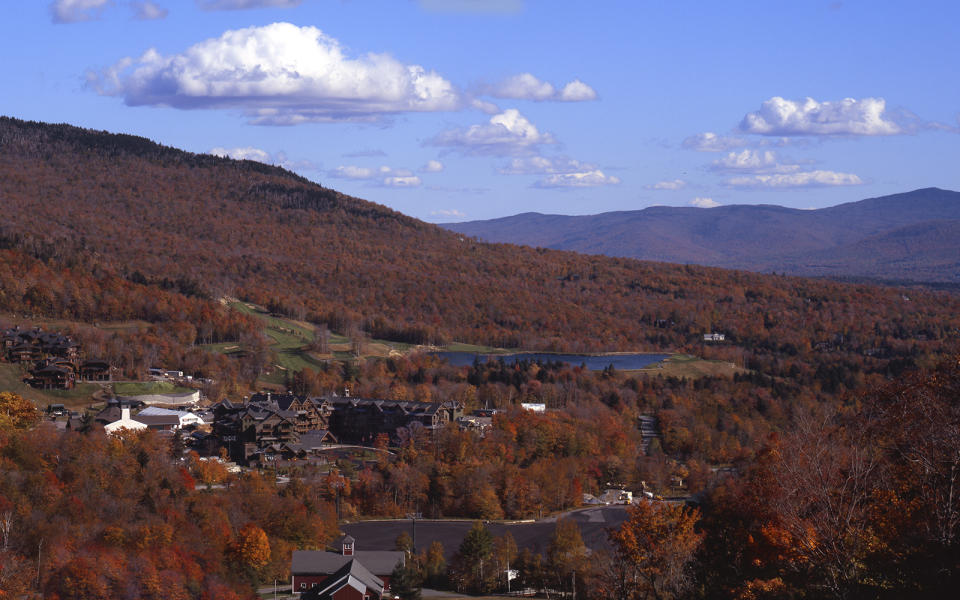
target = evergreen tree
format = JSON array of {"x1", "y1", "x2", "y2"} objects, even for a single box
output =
[{"x1": 390, "y1": 559, "x2": 422, "y2": 600}]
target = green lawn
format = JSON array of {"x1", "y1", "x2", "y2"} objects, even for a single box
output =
[
  {"x1": 0, "y1": 363, "x2": 102, "y2": 409},
  {"x1": 113, "y1": 381, "x2": 194, "y2": 396},
  {"x1": 443, "y1": 341, "x2": 509, "y2": 354}
]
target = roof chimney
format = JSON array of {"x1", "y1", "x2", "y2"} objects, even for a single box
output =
[{"x1": 121, "y1": 407, "x2": 130, "y2": 421}]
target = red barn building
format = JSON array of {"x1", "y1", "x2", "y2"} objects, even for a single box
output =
[{"x1": 291, "y1": 536, "x2": 403, "y2": 596}]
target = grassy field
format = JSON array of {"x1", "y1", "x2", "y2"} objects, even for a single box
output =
[
  {"x1": 442, "y1": 341, "x2": 508, "y2": 354},
  {"x1": 113, "y1": 381, "x2": 195, "y2": 396},
  {"x1": 635, "y1": 353, "x2": 748, "y2": 378},
  {"x1": 0, "y1": 363, "x2": 103, "y2": 409},
  {"x1": 224, "y1": 302, "x2": 431, "y2": 384}
]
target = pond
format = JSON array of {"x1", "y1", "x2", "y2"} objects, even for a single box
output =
[{"x1": 432, "y1": 351, "x2": 672, "y2": 371}]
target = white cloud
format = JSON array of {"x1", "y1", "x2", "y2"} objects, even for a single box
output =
[
  {"x1": 499, "y1": 156, "x2": 593, "y2": 175},
  {"x1": 91, "y1": 23, "x2": 460, "y2": 124},
  {"x1": 498, "y1": 155, "x2": 619, "y2": 188},
  {"x1": 196, "y1": 0, "x2": 301, "y2": 10},
  {"x1": 690, "y1": 197, "x2": 720, "y2": 208},
  {"x1": 492, "y1": 73, "x2": 555, "y2": 101},
  {"x1": 51, "y1": 0, "x2": 110, "y2": 23},
  {"x1": 471, "y1": 98, "x2": 501, "y2": 114},
  {"x1": 329, "y1": 165, "x2": 421, "y2": 187},
  {"x1": 383, "y1": 175, "x2": 422, "y2": 188},
  {"x1": 710, "y1": 149, "x2": 804, "y2": 174},
  {"x1": 132, "y1": 1, "x2": 167, "y2": 19},
  {"x1": 427, "y1": 109, "x2": 555, "y2": 156},
  {"x1": 681, "y1": 132, "x2": 749, "y2": 152},
  {"x1": 485, "y1": 73, "x2": 597, "y2": 102},
  {"x1": 210, "y1": 146, "x2": 272, "y2": 162},
  {"x1": 559, "y1": 79, "x2": 598, "y2": 102},
  {"x1": 210, "y1": 146, "x2": 318, "y2": 172},
  {"x1": 420, "y1": 160, "x2": 445, "y2": 173},
  {"x1": 430, "y1": 208, "x2": 467, "y2": 219},
  {"x1": 330, "y1": 165, "x2": 377, "y2": 180},
  {"x1": 739, "y1": 96, "x2": 901, "y2": 136},
  {"x1": 534, "y1": 170, "x2": 620, "y2": 188},
  {"x1": 724, "y1": 170, "x2": 864, "y2": 188},
  {"x1": 645, "y1": 179, "x2": 686, "y2": 190},
  {"x1": 418, "y1": 0, "x2": 522, "y2": 13}
]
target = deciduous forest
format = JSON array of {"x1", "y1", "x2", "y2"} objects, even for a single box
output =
[{"x1": 0, "y1": 117, "x2": 958, "y2": 598}]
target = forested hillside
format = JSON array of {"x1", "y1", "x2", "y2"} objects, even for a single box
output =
[{"x1": 1, "y1": 117, "x2": 957, "y2": 384}]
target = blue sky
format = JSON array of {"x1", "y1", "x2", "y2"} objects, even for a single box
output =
[{"x1": 4, "y1": 0, "x2": 959, "y2": 222}]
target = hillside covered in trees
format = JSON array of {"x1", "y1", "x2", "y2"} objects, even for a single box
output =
[{"x1": 1, "y1": 116, "x2": 958, "y2": 381}]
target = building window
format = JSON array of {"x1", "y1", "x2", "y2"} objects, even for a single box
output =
[{"x1": 300, "y1": 583, "x2": 307, "y2": 590}]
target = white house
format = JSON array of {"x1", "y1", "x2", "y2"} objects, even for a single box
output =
[{"x1": 104, "y1": 408, "x2": 148, "y2": 435}]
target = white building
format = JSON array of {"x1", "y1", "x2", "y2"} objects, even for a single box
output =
[{"x1": 103, "y1": 408, "x2": 148, "y2": 435}]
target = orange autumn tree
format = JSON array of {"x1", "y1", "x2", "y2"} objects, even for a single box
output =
[
  {"x1": 605, "y1": 501, "x2": 703, "y2": 600},
  {"x1": 0, "y1": 393, "x2": 39, "y2": 431},
  {"x1": 233, "y1": 522, "x2": 271, "y2": 571}
]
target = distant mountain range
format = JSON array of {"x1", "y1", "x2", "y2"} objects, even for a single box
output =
[{"x1": 443, "y1": 188, "x2": 960, "y2": 284}]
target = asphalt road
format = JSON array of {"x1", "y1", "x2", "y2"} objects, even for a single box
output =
[{"x1": 341, "y1": 505, "x2": 632, "y2": 560}]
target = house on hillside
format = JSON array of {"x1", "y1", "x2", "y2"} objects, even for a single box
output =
[
  {"x1": 80, "y1": 359, "x2": 111, "y2": 381},
  {"x1": 703, "y1": 333, "x2": 725, "y2": 342},
  {"x1": 291, "y1": 536, "x2": 403, "y2": 596},
  {"x1": 29, "y1": 363, "x2": 76, "y2": 390}
]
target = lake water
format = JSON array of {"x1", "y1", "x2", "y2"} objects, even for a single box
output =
[{"x1": 433, "y1": 351, "x2": 671, "y2": 371}]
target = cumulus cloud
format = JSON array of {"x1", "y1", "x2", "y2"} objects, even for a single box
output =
[
  {"x1": 90, "y1": 23, "x2": 460, "y2": 124},
  {"x1": 690, "y1": 197, "x2": 720, "y2": 208},
  {"x1": 328, "y1": 165, "x2": 422, "y2": 188},
  {"x1": 499, "y1": 156, "x2": 592, "y2": 175},
  {"x1": 709, "y1": 149, "x2": 805, "y2": 174},
  {"x1": 420, "y1": 160, "x2": 445, "y2": 173},
  {"x1": 484, "y1": 73, "x2": 597, "y2": 102},
  {"x1": 383, "y1": 175, "x2": 422, "y2": 187},
  {"x1": 418, "y1": 0, "x2": 523, "y2": 13},
  {"x1": 471, "y1": 98, "x2": 501, "y2": 114},
  {"x1": 497, "y1": 155, "x2": 619, "y2": 188},
  {"x1": 210, "y1": 146, "x2": 272, "y2": 162},
  {"x1": 739, "y1": 96, "x2": 901, "y2": 136},
  {"x1": 210, "y1": 145, "x2": 318, "y2": 172},
  {"x1": 492, "y1": 73, "x2": 555, "y2": 101},
  {"x1": 430, "y1": 208, "x2": 467, "y2": 218},
  {"x1": 51, "y1": 0, "x2": 110, "y2": 23},
  {"x1": 534, "y1": 170, "x2": 621, "y2": 188},
  {"x1": 427, "y1": 109, "x2": 555, "y2": 156},
  {"x1": 681, "y1": 132, "x2": 749, "y2": 152},
  {"x1": 196, "y1": 0, "x2": 301, "y2": 10},
  {"x1": 724, "y1": 170, "x2": 864, "y2": 188},
  {"x1": 132, "y1": 1, "x2": 167, "y2": 19},
  {"x1": 559, "y1": 79, "x2": 598, "y2": 102},
  {"x1": 645, "y1": 179, "x2": 686, "y2": 190}
]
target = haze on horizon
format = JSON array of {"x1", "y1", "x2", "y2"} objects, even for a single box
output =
[{"x1": 5, "y1": 0, "x2": 959, "y2": 222}]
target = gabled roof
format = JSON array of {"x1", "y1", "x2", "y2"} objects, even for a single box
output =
[
  {"x1": 302, "y1": 559, "x2": 384, "y2": 600},
  {"x1": 291, "y1": 549, "x2": 403, "y2": 577}
]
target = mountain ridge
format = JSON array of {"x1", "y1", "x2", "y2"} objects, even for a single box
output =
[{"x1": 445, "y1": 188, "x2": 960, "y2": 283}]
